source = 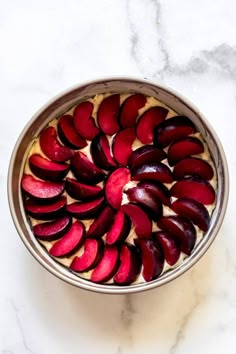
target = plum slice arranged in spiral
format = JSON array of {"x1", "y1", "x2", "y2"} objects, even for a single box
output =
[{"x1": 21, "y1": 92, "x2": 217, "y2": 285}]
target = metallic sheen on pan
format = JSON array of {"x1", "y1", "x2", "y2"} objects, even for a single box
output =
[{"x1": 7, "y1": 77, "x2": 229, "y2": 294}]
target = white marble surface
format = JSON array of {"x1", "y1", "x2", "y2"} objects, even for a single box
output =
[{"x1": 1, "y1": 0, "x2": 235, "y2": 353}]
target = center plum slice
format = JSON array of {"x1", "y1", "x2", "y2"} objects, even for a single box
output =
[
  {"x1": 154, "y1": 116, "x2": 196, "y2": 148},
  {"x1": 70, "y1": 238, "x2": 104, "y2": 272},
  {"x1": 137, "y1": 180, "x2": 171, "y2": 206},
  {"x1": 119, "y1": 93, "x2": 147, "y2": 128},
  {"x1": 136, "y1": 106, "x2": 168, "y2": 144},
  {"x1": 66, "y1": 196, "x2": 104, "y2": 219},
  {"x1": 65, "y1": 178, "x2": 103, "y2": 201},
  {"x1": 121, "y1": 203, "x2": 152, "y2": 238},
  {"x1": 125, "y1": 186, "x2": 163, "y2": 221},
  {"x1": 33, "y1": 215, "x2": 72, "y2": 241},
  {"x1": 131, "y1": 162, "x2": 173, "y2": 183},
  {"x1": 49, "y1": 221, "x2": 85, "y2": 257},
  {"x1": 71, "y1": 151, "x2": 105, "y2": 185},
  {"x1": 87, "y1": 206, "x2": 115, "y2": 238},
  {"x1": 157, "y1": 216, "x2": 196, "y2": 255},
  {"x1": 91, "y1": 133, "x2": 117, "y2": 170},
  {"x1": 128, "y1": 145, "x2": 166, "y2": 169},
  {"x1": 105, "y1": 167, "x2": 131, "y2": 209},
  {"x1": 40, "y1": 126, "x2": 74, "y2": 162},
  {"x1": 105, "y1": 211, "x2": 131, "y2": 245},
  {"x1": 91, "y1": 245, "x2": 120, "y2": 283},
  {"x1": 114, "y1": 243, "x2": 141, "y2": 285},
  {"x1": 58, "y1": 114, "x2": 87, "y2": 149},
  {"x1": 21, "y1": 174, "x2": 65, "y2": 201},
  {"x1": 73, "y1": 101, "x2": 99, "y2": 140},
  {"x1": 134, "y1": 239, "x2": 164, "y2": 282},
  {"x1": 112, "y1": 128, "x2": 136, "y2": 166},
  {"x1": 97, "y1": 94, "x2": 120, "y2": 135},
  {"x1": 29, "y1": 154, "x2": 69, "y2": 181}
]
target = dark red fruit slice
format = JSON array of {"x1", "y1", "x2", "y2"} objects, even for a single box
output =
[
  {"x1": 154, "y1": 116, "x2": 196, "y2": 148},
  {"x1": 173, "y1": 157, "x2": 214, "y2": 180},
  {"x1": 106, "y1": 211, "x2": 131, "y2": 245},
  {"x1": 58, "y1": 114, "x2": 87, "y2": 149},
  {"x1": 39, "y1": 126, "x2": 74, "y2": 162},
  {"x1": 157, "y1": 216, "x2": 196, "y2": 255},
  {"x1": 167, "y1": 137, "x2": 204, "y2": 165},
  {"x1": 91, "y1": 245, "x2": 119, "y2": 283},
  {"x1": 33, "y1": 215, "x2": 72, "y2": 240},
  {"x1": 29, "y1": 154, "x2": 69, "y2": 181},
  {"x1": 66, "y1": 196, "x2": 104, "y2": 219},
  {"x1": 136, "y1": 106, "x2": 168, "y2": 144},
  {"x1": 73, "y1": 101, "x2": 99, "y2": 140},
  {"x1": 87, "y1": 206, "x2": 115, "y2": 238},
  {"x1": 170, "y1": 177, "x2": 215, "y2": 205},
  {"x1": 134, "y1": 239, "x2": 164, "y2": 282},
  {"x1": 131, "y1": 162, "x2": 173, "y2": 183},
  {"x1": 105, "y1": 167, "x2": 131, "y2": 209},
  {"x1": 49, "y1": 221, "x2": 85, "y2": 257},
  {"x1": 121, "y1": 203, "x2": 152, "y2": 238},
  {"x1": 129, "y1": 145, "x2": 166, "y2": 169},
  {"x1": 153, "y1": 231, "x2": 180, "y2": 266},
  {"x1": 138, "y1": 180, "x2": 171, "y2": 206},
  {"x1": 90, "y1": 133, "x2": 117, "y2": 170},
  {"x1": 119, "y1": 93, "x2": 147, "y2": 128},
  {"x1": 125, "y1": 186, "x2": 162, "y2": 221},
  {"x1": 112, "y1": 128, "x2": 136, "y2": 166},
  {"x1": 24, "y1": 196, "x2": 66, "y2": 220},
  {"x1": 114, "y1": 243, "x2": 141, "y2": 285},
  {"x1": 97, "y1": 94, "x2": 120, "y2": 135},
  {"x1": 71, "y1": 152, "x2": 105, "y2": 185},
  {"x1": 65, "y1": 178, "x2": 103, "y2": 200},
  {"x1": 172, "y1": 198, "x2": 210, "y2": 231},
  {"x1": 70, "y1": 238, "x2": 104, "y2": 272},
  {"x1": 21, "y1": 174, "x2": 65, "y2": 201}
]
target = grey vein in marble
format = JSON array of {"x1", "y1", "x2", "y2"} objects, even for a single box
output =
[
  {"x1": 8, "y1": 300, "x2": 35, "y2": 354},
  {"x1": 120, "y1": 295, "x2": 136, "y2": 345}
]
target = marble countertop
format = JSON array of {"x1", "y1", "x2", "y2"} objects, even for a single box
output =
[{"x1": 1, "y1": 0, "x2": 235, "y2": 353}]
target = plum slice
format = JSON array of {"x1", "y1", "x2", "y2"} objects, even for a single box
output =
[
  {"x1": 167, "y1": 137, "x2": 204, "y2": 165},
  {"x1": 73, "y1": 101, "x2": 99, "y2": 140},
  {"x1": 170, "y1": 177, "x2": 215, "y2": 205},
  {"x1": 131, "y1": 162, "x2": 173, "y2": 183},
  {"x1": 33, "y1": 215, "x2": 72, "y2": 240},
  {"x1": 70, "y1": 238, "x2": 104, "y2": 272},
  {"x1": 128, "y1": 145, "x2": 166, "y2": 169},
  {"x1": 66, "y1": 196, "x2": 104, "y2": 219},
  {"x1": 138, "y1": 180, "x2": 171, "y2": 206},
  {"x1": 91, "y1": 245, "x2": 120, "y2": 283},
  {"x1": 65, "y1": 178, "x2": 103, "y2": 200},
  {"x1": 106, "y1": 211, "x2": 131, "y2": 245},
  {"x1": 112, "y1": 128, "x2": 136, "y2": 166},
  {"x1": 24, "y1": 196, "x2": 66, "y2": 220},
  {"x1": 49, "y1": 221, "x2": 85, "y2": 257},
  {"x1": 171, "y1": 197, "x2": 210, "y2": 231},
  {"x1": 114, "y1": 243, "x2": 141, "y2": 285},
  {"x1": 153, "y1": 231, "x2": 180, "y2": 266},
  {"x1": 71, "y1": 152, "x2": 105, "y2": 185},
  {"x1": 157, "y1": 216, "x2": 196, "y2": 255},
  {"x1": 58, "y1": 114, "x2": 87, "y2": 149},
  {"x1": 90, "y1": 133, "x2": 117, "y2": 170},
  {"x1": 121, "y1": 203, "x2": 152, "y2": 238},
  {"x1": 21, "y1": 174, "x2": 65, "y2": 201},
  {"x1": 154, "y1": 116, "x2": 196, "y2": 148},
  {"x1": 136, "y1": 106, "x2": 168, "y2": 144},
  {"x1": 173, "y1": 157, "x2": 214, "y2": 180},
  {"x1": 134, "y1": 239, "x2": 164, "y2": 282},
  {"x1": 87, "y1": 206, "x2": 115, "y2": 238},
  {"x1": 39, "y1": 126, "x2": 73, "y2": 162},
  {"x1": 97, "y1": 94, "x2": 120, "y2": 135},
  {"x1": 29, "y1": 154, "x2": 69, "y2": 181},
  {"x1": 125, "y1": 186, "x2": 162, "y2": 221},
  {"x1": 105, "y1": 167, "x2": 131, "y2": 209},
  {"x1": 119, "y1": 93, "x2": 147, "y2": 128}
]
